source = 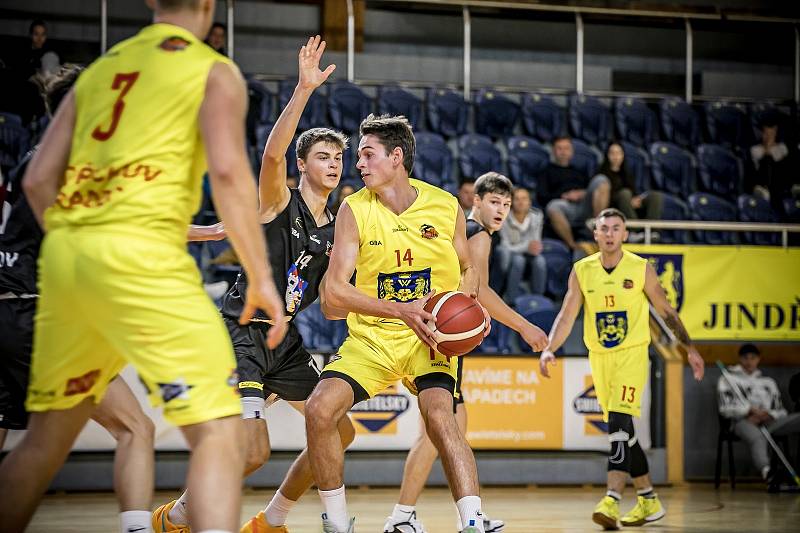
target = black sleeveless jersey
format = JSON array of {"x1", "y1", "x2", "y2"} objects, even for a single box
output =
[
  {"x1": 220, "y1": 188, "x2": 335, "y2": 322},
  {"x1": 0, "y1": 150, "x2": 42, "y2": 295},
  {"x1": 466, "y1": 218, "x2": 499, "y2": 267}
]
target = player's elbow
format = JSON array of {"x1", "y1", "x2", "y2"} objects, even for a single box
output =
[{"x1": 321, "y1": 279, "x2": 344, "y2": 311}]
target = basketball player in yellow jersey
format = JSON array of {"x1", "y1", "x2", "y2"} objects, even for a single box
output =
[
  {"x1": 0, "y1": 1, "x2": 286, "y2": 532},
  {"x1": 539, "y1": 208, "x2": 704, "y2": 530},
  {"x1": 307, "y1": 114, "x2": 489, "y2": 533}
]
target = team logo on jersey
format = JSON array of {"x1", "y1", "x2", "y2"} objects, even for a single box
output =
[
  {"x1": 159, "y1": 36, "x2": 191, "y2": 51},
  {"x1": 326, "y1": 241, "x2": 333, "y2": 256},
  {"x1": 295, "y1": 216, "x2": 303, "y2": 228},
  {"x1": 638, "y1": 253, "x2": 684, "y2": 311},
  {"x1": 420, "y1": 224, "x2": 439, "y2": 239},
  {"x1": 573, "y1": 376, "x2": 607, "y2": 435},
  {"x1": 623, "y1": 279, "x2": 634, "y2": 289},
  {"x1": 64, "y1": 369, "x2": 101, "y2": 396},
  {"x1": 377, "y1": 268, "x2": 431, "y2": 302},
  {"x1": 285, "y1": 263, "x2": 309, "y2": 313},
  {"x1": 349, "y1": 384, "x2": 410, "y2": 435},
  {"x1": 157, "y1": 379, "x2": 194, "y2": 403},
  {"x1": 595, "y1": 311, "x2": 628, "y2": 348}
]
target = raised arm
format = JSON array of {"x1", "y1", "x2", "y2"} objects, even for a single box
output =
[
  {"x1": 469, "y1": 230, "x2": 546, "y2": 351},
  {"x1": 321, "y1": 202, "x2": 437, "y2": 347},
  {"x1": 22, "y1": 90, "x2": 75, "y2": 227},
  {"x1": 259, "y1": 35, "x2": 335, "y2": 220},
  {"x1": 644, "y1": 262, "x2": 704, "y2": 380},
  {"x1": 200, "y1": 61, "x2": 286, "y2": 347},
  {"x1": 539, "y1": 268, "x2": 583, "y2": 377}
]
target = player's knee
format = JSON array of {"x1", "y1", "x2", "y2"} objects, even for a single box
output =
[
  {"x1": 422, "y1": 400, "x2": 456, "y2": 438},
  {"x1": 305, "y1": 394, "x2": 339, "y2": 431},
  {"x1": 244, "y1": 436, "x2": 270, "y2": 472},
  {"x1": 607, "y1": 411, "x2": 634, "y2": 473},
  {"x1": 131, "y1": 411, "x2": 155, "y2": 446}
]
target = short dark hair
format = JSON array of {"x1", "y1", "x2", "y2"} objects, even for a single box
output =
[
  {"x1": 210, "y1": 22, "x2": 226, "y2": 32},
  {"x1": 552, "y1": 135, "x2": 572, "y2": 145},
  {"x1": 459, "y1": 177, "x2": 475, "y2": 188},
  {"x1": 157, "y1": 0, "x2": 203, "y2": 11},
  {"x1": 597, "y1": 207, "x2": 627, "y2": 223},
  {"x1": 359, "y1": 113, "x2": 415, "y2": 174},
  {"x1": 29, "y1": 19, "x2": 46, "y2": 35},
  {"x1": 474, "y1": 172, "x2": 513, "y2": 198},
  {"x1": 45, "y1": 64, "x2": 83, "y2": 116},
  {"x1": 295, "y1": 127, "x2": 349, "y2": 161},
  {"x1": 739, "y1": 343, "x2": 760, "y2": 357}
]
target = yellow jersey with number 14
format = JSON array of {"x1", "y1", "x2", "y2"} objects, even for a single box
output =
[
  {"x1": 45, "y1": 23, "x2": 233, "y2": 245},
  {"x1": 575, "y1": 250, "x2": 650, "y2": 353},
  {"x1": 345, "y1": 178, "x2": 462, "y2": 334}
]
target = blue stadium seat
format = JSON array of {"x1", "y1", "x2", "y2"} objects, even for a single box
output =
[
  {"x1": 619, "y1": 141, "x2": 651, "y2": 193},
  {"x1": 278, "y1": 78, "x2": 327, "y2": 131},
  {"x1": 540, "y1": 238, "x2": 572, "y2": 298},
  {"x1": 457, "y1": 134, "x2": 503, "y2": 180},
  {"x1": 696, "y1": 144, "x2": 743, "y2": 201},
  {"x1": 688, "y1": 192, "x2": 738, "y2": 245},
  {"x1": 475, "y1": 320, "x2": 512, "y2": 354},
  {"x1": 570, "y1": 138, "x2": 601, "y2": 179},
  {"x1": 568, "y1": 93, "x2": 612, "y2": 148},
  {"x1": 737, "y1": 194, "x2": 779, "y2": 246},
  {"x1": 659, "y1": 97, "x2": 701, "y2": 150},
  {"x1": 704, "y1": 101, "x2": 752, "y2": 152},
  {"x1": 649, "y1": 142, "x2": 695, "y2": 198},
  {"x1": 615, "y1": 96, "x2": 658, "y2": 148},
  {"x1": 341, "y1": 145, "x2": 356, "y2": 181},
  {"x1": 783, "y1": 197, "x2": 800, "y2": 223},
  {"x1": 413, "y1": 132, "x2": 454, "y2": 188},
  {"x1": 247, "y1": 78, "x2": 273, "y2": 125},
  {"x1": 328, "y1": 81, "x2": 372, "y2": 134},
  {"x1": 0, "y1": 112, "x2": 30, "y2": 174},
  {"x1": 294, "y1": 301, "x2": 348, "y2": 352},
  {"x1": 658, "y1": 193, "x2": 691, "y2": 244},
  {"x1": 521, "y1": 93, "x2": 564, "y2": 143},
  {"x1": 377, "y1": 85, "x2": 423, "y2": 130},
  {"x1": 514, "y1": 294, "x2": 555, "y2": 314},
  {"x1": 474, "y1": 89, "x2": 520, "y2": 138},
  {"x1": 506, "y1": 136, "x2": 550, "y2": 193},
  {"x1": 426, "y1": 88, "x2": 469, "y2": 138}
]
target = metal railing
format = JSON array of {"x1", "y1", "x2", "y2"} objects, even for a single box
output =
[{"x1": 620, "y1": 219, "x2": 800, "y2": 248}]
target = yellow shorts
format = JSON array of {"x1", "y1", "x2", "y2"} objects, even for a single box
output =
[
  {"x1": 589, "y1": 343, "x2": 649, "y2": 421},
  {"x1": 27, "y1": 229, "x2": 241, "y2": 426},
  {"x1": 321, "y1": 325, "x2": 459, "y2": 402}
]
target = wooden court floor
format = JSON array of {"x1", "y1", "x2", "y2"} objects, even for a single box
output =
[{"x1": 28, "y1": 484, "x2": 799, "y2": 532}]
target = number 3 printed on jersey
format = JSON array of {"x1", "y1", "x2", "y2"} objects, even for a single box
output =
[{"x1": 92, "y1": 72, "x2": 140, "y2": 141}]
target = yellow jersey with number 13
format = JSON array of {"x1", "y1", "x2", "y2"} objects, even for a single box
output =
[
  {"x1": 45, "y1": 23, "x2": 233, "y2": 245},
  {"x1": 575, "y1": 250, "x2": 650, "y2": 353},
  {"x1": 345, "y1": 178, "x2": 462, "y2": 334}
]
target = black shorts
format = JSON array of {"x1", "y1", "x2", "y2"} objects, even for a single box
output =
[
  {"x1": 453, "y1": 356, "x2": 464, "y2": 413},
  {"x1": 224, "y1": 317, "x2": 320, "y2": 402},
  {"x1": 0, "y1": 298, "x2": 35, "y2": 430}
]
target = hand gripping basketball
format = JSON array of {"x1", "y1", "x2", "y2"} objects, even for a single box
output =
[{"x1": 423, "y1": 291, "x2": 488, "y2": 357}]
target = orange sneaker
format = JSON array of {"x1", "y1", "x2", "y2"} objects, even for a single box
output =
[
  {"x1": 240, "y1": 511, "x2": 288, "y2": 532},
  {"x1": 152, "y1": 500, "x2": 191, "y2": 533}
]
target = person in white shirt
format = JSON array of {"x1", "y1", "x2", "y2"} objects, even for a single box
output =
[
  {"x1": 500, "y1": 187, "x2": 547, "y2": 301},
  {"x1": 718, "y1": 343, "x2": 800, "y2": 482}
]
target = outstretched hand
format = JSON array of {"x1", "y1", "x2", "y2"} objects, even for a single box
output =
[
  {"x1": 539, "y1": 350, "x2": 557, "y2": 378},
  {"x1": 298, "y1": 35, "x2": 336, "y2": 91},
  {"x1": 687, "y1": 345, "x2": 704, "y2": 381}
]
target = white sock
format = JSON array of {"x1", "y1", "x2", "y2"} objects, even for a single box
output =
[
  {"x1": 319, "y1": 485, "x2": 349, "y2": 532},
  {"x1": 762, "y1": 466, "x2": 771, "y2": 480},
  {"x1": 391, "y1": 503, "x2": 415, "y2": 521},
  {"x1": 168, "y1": 492, "x2": 189, "y2": 525},
  {"x1": 264, "y1": 490, "x2": 296, "y2": 526},
  {"x1": 120, "y1": 510, "x2": 152, "y2": 533},
  {"x1": 455, "y1": 495, "x2": 484, "y2": 532}
]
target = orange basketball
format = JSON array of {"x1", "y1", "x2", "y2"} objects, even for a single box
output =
[{"x1": 424, "y1": 291, "x2": 487, "y2": 357}]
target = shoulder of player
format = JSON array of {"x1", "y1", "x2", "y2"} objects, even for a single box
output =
[
  {"x1": 622, "y1": 249, "x2": 648, "y2": 264},
  {"x1": 574, "y1": 252, "x2": 600, "y2": 270}
]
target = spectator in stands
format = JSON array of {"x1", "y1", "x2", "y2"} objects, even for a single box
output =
[
  {"x1": 25, "y1": 20, "x2": 60, "y2": 79},
  {"x1": 205, "y1": 22, "x2": 226, "y2": 55},
  {"x1": 750, "y1": 117, "x2": 793, "y2": 208},
  {"x1": 500, "y1": 187, "x2": 546, "y2": 301},
  {"x1": 457, "y1": 177, "x2": 476, "y2": 215},
  {"x1": 331, "y1": 183, "x2": 355, "y2": 214},
  {"x1": 718, "y1": 343, "x2": 800, "y2": 485},
  {"x1": 539, "y1": 136, "x2": 610, "y2": 251}
]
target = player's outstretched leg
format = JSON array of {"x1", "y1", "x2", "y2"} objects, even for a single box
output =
[
  {"x1": 91, "y1": 376, "x2": 156, "y2": 533},
  {"x1": 417, "y1": 388, "x2": 484, "y2": 533},
  {"x1": 241, "y1": 401, "x2": 355, "y2": 533},
  {"x1": 306, "y1": 378, "x2": 356, "y2": 533},
  {"x1": 0, "y1": 397, "x2": 96, "y2": 532}
]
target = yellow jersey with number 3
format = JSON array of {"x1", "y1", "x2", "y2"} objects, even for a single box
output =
[
  {"x1": 575, "y1": 250, "x2": 650, "y2": 353},
  {"x1": 45, "y1": 23, "x2": 233, "y2": 244},
  {"x1": 345, "y1": 178, "x2": 461, "y2": 334}
]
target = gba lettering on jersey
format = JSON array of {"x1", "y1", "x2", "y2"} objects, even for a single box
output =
[{"x1": 369, "y1": 240, "x2": 382, "y2": 246}]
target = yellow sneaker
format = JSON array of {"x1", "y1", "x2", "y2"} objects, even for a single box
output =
[
  {"x1": 152, "y1": 500, "x2": 190, "y2": 533},
  {"x1": 620, "y1": 495, "x2": 666, "y2": 527},
  {"x1": 240, "y1": 511, "x2": 289, "y2": 532},
  {"x1": 592, "y1": 496, "x2": 620, "y2": 530}
]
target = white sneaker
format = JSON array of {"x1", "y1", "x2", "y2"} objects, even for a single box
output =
[
  {"x1": 483, "y1": 515, "x2": 504, "y2": 533},
  {"x1": 383, "y1": 510, "x2": 426, "y2": 532},
  {"x1": 203, "y1": 280, "x2": 229, "y2": 300},
  {"x1": 321, "y1": 514, "x2": 355, "y2": 533}
]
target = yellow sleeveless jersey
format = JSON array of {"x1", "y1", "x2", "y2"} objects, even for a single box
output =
[
  {"x1": 575, "y1": 250, "x2": 650, "y2": 353},
  {"x1": 45, "y1": 23, "x2": 233, "y2": 243},
  {"x1": 346, "y1": 179, "x2": 461, "y2": 333}
]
